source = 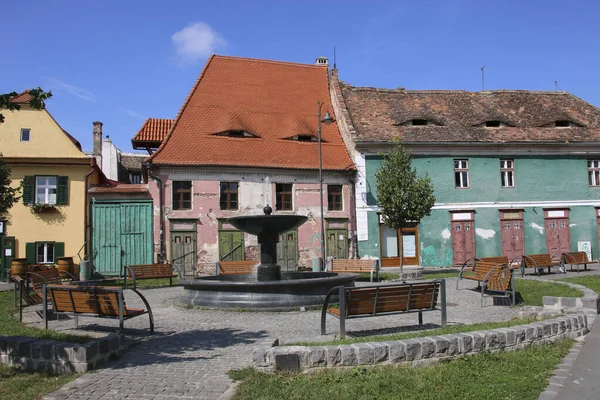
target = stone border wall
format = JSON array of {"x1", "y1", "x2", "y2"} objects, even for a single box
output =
[
  {"x1": 253, "y1": 314, "x2": 588, "y2": 373},
  {"x1": 0, "y1": 334, "x2": 127, "y2": 375}
]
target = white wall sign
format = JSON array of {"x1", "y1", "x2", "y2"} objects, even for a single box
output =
[
  {"x1": 548, "y1": 210, "x2": 565, "y2": 218},
  {"x1": 4, "y1": 249, "x2": 11, "y2": 257},
  {"x1": 452, "y1": 212, "x2": 472, "y2": 221},
  {"x1": 577, "y1": 241, "x2": 592, "y2": 260}
]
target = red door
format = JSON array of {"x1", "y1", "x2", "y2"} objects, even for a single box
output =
[
  {"x1": 545, "y1": 218, "x2": 571, "y2": 255},
  {"x1": 452, "y1": 220, "x2": 475, "y2": 265},
  {"x1": 501, "y1": 219, "x2": 524, "y2": 261}
]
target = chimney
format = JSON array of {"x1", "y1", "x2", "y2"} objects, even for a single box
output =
[
  {"x1": 315, "y1": 56, "x2": 329, "y2": 66},
  {"x1": 93, "y1": 121, "x2": 103, "y2": 156}
]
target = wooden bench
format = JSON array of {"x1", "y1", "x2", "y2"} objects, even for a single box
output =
[
  {"x1": 330, "y1": 259, "x2": 380, "y2": 282},
  {"x1": 458, "y1": 256, "x2": 509, "y2": 272},
  {"x1": 13, "y1": 268, "x2": 77, "y2": 321},
  {"x1": 43, "y1": 284, "x2": 154, "y2": 333},
  {"x1": 216, "y1": 260, "x2": 259, "y2": 275},
  {"x1": 321, "y1": 280, "x2": 446, "y2": 337},
  {"x1": 521, "y1": 254, "x2": 563, "y2": 277},
  {"x1": 124, "y1": 263, "x2": 177, "y2": 289},
  {"x1": 561, "y1": 252, "x2": 592, "y2": 272},
  {"x1": 457, "y1": 261, "x2": 515, "y2": 306}
]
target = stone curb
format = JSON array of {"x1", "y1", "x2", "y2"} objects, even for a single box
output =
[
  {"x1": 0, "y1": 334, "x2": 127, "y2": 374},
  {"x1": 253, "y1": 314, "x2": 588, "y2": 373}
]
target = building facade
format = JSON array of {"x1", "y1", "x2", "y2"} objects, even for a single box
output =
[
  {"x1": 0, "y1": 92, "x2": 92, "y2": 279},
  {"x1": 145, "y1": 55, "x2": 355, "y2": 275},
  {"x1": 331, "y1": 77, "x2": 600, "y2": 267}
]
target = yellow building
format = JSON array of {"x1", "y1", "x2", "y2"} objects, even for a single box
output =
[{"x1": 0, "y1": 91, "x2": 92, "y2": 280}]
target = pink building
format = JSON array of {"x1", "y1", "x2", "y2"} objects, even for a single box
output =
[{"x1": 138, "y1": 55, "x2": 355, "y2": 276}]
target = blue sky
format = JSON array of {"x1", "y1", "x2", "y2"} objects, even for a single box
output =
[{"x1": 2, "y1": 0, "x2": 599, "y2": 152}]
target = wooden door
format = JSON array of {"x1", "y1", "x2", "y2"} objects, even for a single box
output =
[
  {"x1": 120, "y1": 203, "x2": 153, "y2": 269},
  {"x1": 451, "y1": 219, "x2": 475, "y2": 265},
  {"x1": 277, "y1": 229, "x2": 298, "y2": 272},
  {"x1": 92, "y1": 203, "x2": 122, "y2": 275},
  {"x1": 501, "y1": 219, "x2": 524, "y2": 261},
  {"x1": 219, "y1": 231, "x2": 244, "y2": 261},
  {"x1": 0, "y1": 236, "x2": 15, "y2": 281},
  {"x1": 400, "y1": 227, "x2": 419, "y2": 265},
  {"x1": 326, "y1": 229, "x2": 348, "y2": 260},
  {"x1": 171, "y1": 232, "x2": 197, "y2": 277},
  {"x1": 546, "y1": 218, "x2": 571, "y2": 255}
]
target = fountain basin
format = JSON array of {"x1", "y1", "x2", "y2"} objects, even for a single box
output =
[{"x1": 178, "y1": 272, "x2": 359, "y2": 311}]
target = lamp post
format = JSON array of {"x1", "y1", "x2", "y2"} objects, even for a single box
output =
[{"x1": 317, "y1": 100, "x2": 334, "y2": 270}]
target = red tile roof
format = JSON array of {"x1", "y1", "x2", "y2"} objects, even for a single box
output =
[
  {"x1": 89, "y1": 184, "x2": 149, "y2": 193},
  {"x1": 10, "y1": 90, "x2": 34, "y2": 104},
  {"x1": 149, "y1": 55, "x2": 354, "y2": 171},
  {"x1": 131, "y1": 118, "x2": 174, "y2": 148}
]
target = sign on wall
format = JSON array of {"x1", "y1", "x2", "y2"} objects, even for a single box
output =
[{"x1": 577, "y1": 241, "x2": 592, "y2": 261}]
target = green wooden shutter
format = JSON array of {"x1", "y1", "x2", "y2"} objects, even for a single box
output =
[
  {"x1": 54, "y1": 242, "x2": 64, "y2": 261},
  {"x1": 22, "y1": 176, "x2": 35, "y2": 205},
  {"x1": 26, "y1": 242, "x2": 36, "y2": 264},
  {"x1": 56, "y1": 176, "x2": 69, "y2": 205}
]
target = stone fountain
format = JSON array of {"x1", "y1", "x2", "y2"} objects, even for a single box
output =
[{"x1": 178, "y1": 206, "x2": 358, "y2": 310}]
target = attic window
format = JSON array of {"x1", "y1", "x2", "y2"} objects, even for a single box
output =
[
  {"x1": 485, "y1": 121, "x2": 501, "y2": 128},
  {"x1": 214, "y1": 130, "x2": 258, "y2": 138},
  {"x1": 555, "y1": 120, "x2": 571, "y2": 127},
  {"x1": 297, "y1": 135, "x2": 315, "y2": 142},
  {"x1": 412, "y1": 119, "x2": 428, "y2": 126}
]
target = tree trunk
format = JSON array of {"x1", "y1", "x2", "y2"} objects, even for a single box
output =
[{"x1": 399, "y1": 226, "x2": 404, "y2": 273}]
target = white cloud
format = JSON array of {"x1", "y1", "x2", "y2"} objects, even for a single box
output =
[
  {"x1": 43, "y1": 77, "x2": 95, "y2": 101},
  {"x1": 171, "y1": 22, "x2": 226, "y2": 67},
  {"x1": 120, "y1": 108, "x2": 146, "y2": 119}
]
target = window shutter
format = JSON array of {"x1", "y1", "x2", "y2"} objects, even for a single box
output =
[
  {"x1": 57, "y1": 176, "x2": 69, "y2": 205},
  {"x1": 54, "y1": 242, "x2": 65, "y2": 259},
  {"x1": 22, "y1": 176, "x2": 35, "y2": 205},
  {"x1": 26, "y1": 242, "x2": 36, "y2": 264}
]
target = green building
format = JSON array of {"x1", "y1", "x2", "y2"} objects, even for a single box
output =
[{"x1": 330, "y1": 71, "x2": 600, "y2": 267}]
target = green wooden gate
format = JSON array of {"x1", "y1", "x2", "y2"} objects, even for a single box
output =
[
  {"x1": 219, "y1": 231, "x2": 245, "y2": 261},
  {"x1": 92, "y1": 202, "x2": 153, "y2": 275},
  {"x1": 277, "y1": 229, "x2": 298, "y2": 272}
]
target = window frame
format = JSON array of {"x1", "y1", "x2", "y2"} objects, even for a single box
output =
[
  {"x1": 589, "y1": 160, "x2": 600, "y2": 187},
  {"x1": 454, "y1": 159, "x2": 470, "y2": 189},
  {"x1": 500, "y1": 159, "x2": 515, "y2": 188},
  {"x1": 327, "y1": 184, "x2": 343, "y2": 211},
  {"x1": 219, "y1": 181, "x2": 239, "y2": 210},
  {"x1": 129, "y1": 172, "x2": 142, "y2": 184},
  {"x1": 36, "y1": 242, "x2": 55, "y2": 264},
  {"x1": 172, "y1": 181, "x2": 192, "y2": 210},
  {"x1": 20, "y1": 128, "x2": 31, "y2": 142},
  {"x1": 275, "y1": 183, "x2": 293, "y2": 211},
  {"x1": 35, "y1": 176, "x2": 58, "y2": 204}
]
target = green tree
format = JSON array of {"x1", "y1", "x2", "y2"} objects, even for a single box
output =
[
  {"x1": 375, "y1": 141, "x2": 436, "y2": 270},
  {"x1": 0, "y1": 88, "x2": 52, "y2": 214}
]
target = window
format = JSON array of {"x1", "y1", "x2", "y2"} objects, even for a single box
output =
[
  {"x1": 220, "y1": 182, "x2": 239, "y2": 210},
  {"x1": 555, "y1": 120, "x2": 571, "y2": 127},
  {"x1": 129, "y1": 173, "x2": 142, "y2": 184},
  {"x1": 36, "y1": 176, "x2": 57, "y2": 204},
  {"x1": 500, "y1": 159, "x2": 515, "y2": 187},
  {"x1": 20, "y1": 128, "x2": 30, "y2": 142},
  {"x1": 37, "y1": 242, "x2": 54, "y2": 264},
  {"x1": 172, "y1": 181, "x2": 192, "y2": 210},
  {"x1": 327, "y1": 184, "x2": 343, "y2": 211},
  {"x1": 485, "y1": 121, "x2": 501, "y2": 128},
  {"x1": 589, "y1": 160, "x2": 600, "y2": 186},
  {"x1": 411, "y1": 119, "x2": 428, "y2": 126},
  {"x1": 276, "y1": 183, "x2": 293, "y2": 211},
  {"x1": 454, "y1": 159, "x2": 469, "y2": 188},
  {"x1": 297, "y1": 135, "x2": 315, "y2": 142}
]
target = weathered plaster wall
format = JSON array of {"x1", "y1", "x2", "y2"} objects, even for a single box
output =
[{"x1": 359, "y1": 154, "x2": 600, "y2": 266}]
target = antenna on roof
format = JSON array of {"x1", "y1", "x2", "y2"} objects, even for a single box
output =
[
  {"x1": 333, "y1": 46, "x2": 337, "y2": 69},
  {"x1": 480, "y1": 66, "x2": 486, "y2": 91}
]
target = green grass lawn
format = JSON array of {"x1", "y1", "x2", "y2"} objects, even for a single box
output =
[
  {"x1": 229, "y1": 339, "x2": 573, "y2": 400},
  {"x1": 421, "y1": 270, "x2": 462, "y2": 279},
  {"x1": 0, "y1": 290, "x2": 92, "y2": 343},
  {"x1": 106, "y1": 277, "x2": 179, "y2": 288},
  {"x1": 359, "y1": 272, "x2": 398, "y2": 281},
  {"x1": 558, "y1": 275, "x2": 600, "y2": 293},
  {"x1": 0, "y1": 364, "x2": 78, "y2": 400}
]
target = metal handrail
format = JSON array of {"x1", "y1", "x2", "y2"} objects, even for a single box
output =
[{"x1": 220, "y1": 244, "x2": 242, "y2": 261}]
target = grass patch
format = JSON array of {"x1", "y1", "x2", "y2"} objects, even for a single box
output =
[
  {"x1": 421, "y1": 271, "x2": 461, "y2": 279},
  {"x1": 101, "y1": 277, "x2": 179, "y2": 288},
  {"x1": 558, "y1": 275, "x2": 600, "y2": 293},
  {"x1": 230, "y1": 339, "x2": 573, "y2": 400},
  {"x1": 358, "y1": 273, "x2": 398, "y2": 281},
  {"x1": 0, "y1": 364, "x2": 78, "y2": 400},
  {"x1": 289, "y1": 316, "x2": 544, "y2": 346},
  {"x1": 0, "y1": 291, "x2": 92, "y2": 343},
  {"x1": 514, "y1": 279, "x2": 583, "y2": 306}
]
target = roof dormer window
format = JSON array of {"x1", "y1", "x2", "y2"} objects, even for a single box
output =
[
  {"x1": 485, "y1": 121, "x2": 501, "y2": 128},
  {"x1": 213, "y1": 130, "x2": 258, "y2": 138},
  {"x1": 396, "y1": 119, "x2": 442, "y2": 127},
  {"x1": 297, "y1": 135, "x2": 315, "y2": 142},
  {"x1": 473, "y1": 120, "x2": 512, "y2": 128},
  {"x1": 411, "y1": 119, "x2": 428, "y2": 126},
  {"x1": 555, "y1": 120, "x2": 571, "y2": 127}
]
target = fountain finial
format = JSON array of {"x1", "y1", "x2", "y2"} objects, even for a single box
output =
[{"x1": 263, "y1": 205, "x2": 273, "y2": 215}]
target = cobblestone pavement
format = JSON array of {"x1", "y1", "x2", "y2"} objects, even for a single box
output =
[{"x1": 37, "y1": 278, "x2": 520, "y2": 400}]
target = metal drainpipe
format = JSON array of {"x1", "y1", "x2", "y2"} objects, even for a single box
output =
[
  {"x1": 348, "y1": 171, "x2": 358, "y2": 258},
  {"x1": 83, "y1": 159, "x2": 97, "y2": 261},
  {"x1": 147, "y1": 164, "x2": 166, "y2": 263}
]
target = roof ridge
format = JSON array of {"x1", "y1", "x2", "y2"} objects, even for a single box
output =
[
  {"x1": 347, "y1": 86, "x2": 574, "y2": 96},
  {"x1": 212, "y1": 54, "x2": 329, "y2": 70}
]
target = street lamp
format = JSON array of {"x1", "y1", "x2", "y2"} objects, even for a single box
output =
[{"x1": 318, "y1": 100, "x2": 334, "y2": 270}]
